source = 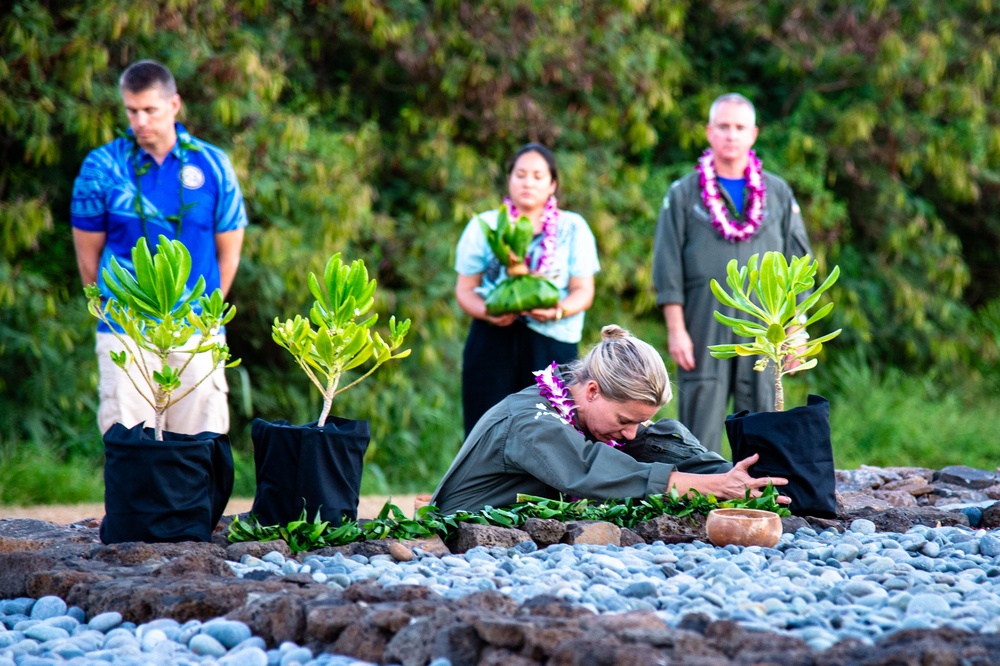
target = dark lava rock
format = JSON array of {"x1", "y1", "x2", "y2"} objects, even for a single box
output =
[
  {"x1": 631, "y1": 514, "x2": 704, "y2": 544},
  {"x1": 151, "y1": 550, "x2": 234, "y2": 578},
  {"x1": 780, "y1": 516, "x2": 809, "y2": 534},
  {"x1": 934, "y1": 465, "x2": 999, "y2": 489},
  {"x1": 806, "y1": 516, "x2": 844, "y2": 532},
  {"x1": 835, "y1": 467, "x2": 886, "y2": 492},
  {"x1": 836, "y1": 491, "x2": 894, "y2": 514},
  {"x1": 619, "y1": 527, "x2": 645, "y2": 547},
  {"x1": 384, "y1": 607, "x2": 460, "y2": 666},
  {"x1": 872, "y1": 489, "x2": 919, "y2": 507},
  {"x1": 447, "y1": 523, "x2": 532, "y2": 553},
  {"x1": 432, "y1": 622, "x2": 483, "y2": 666},
  {"x1": 925, "y1": 482, "x2": 992, "y2": 505},
  {"x1": 309, "y1": 539, "x2": 396, "y2": 559},
  {"x1": 520, "y1": 595, "x2": 594, "y2": 620},
  {"x1": 8, "y1": 466, "x2": 1000, "y2": 665},
  {"x1": 331, "y1": 621, "x2": 391, "y2": 664},
  {"x1": 225, "y1": 540, "x2": 292, "y2": 561},
  {"x1": 980, "y1": 502, "x2": 1000, "y2": 529},
  {"x1": 0, "y1": 518, "x2": 100, "y2": 553},
  {"x1": 845, "y1": 506, "x2": 970, "y2": 532},
  {"x1": 521, "y1": 518, "x2": 566, "y2": 548}
]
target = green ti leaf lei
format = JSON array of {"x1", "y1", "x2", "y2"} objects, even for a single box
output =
[
  {"x1": 228, "y1": 484, "x2": 790, "y2": 553},
  {"x1": 118, "y1": 127, "x2": 201, "y2": 246}
]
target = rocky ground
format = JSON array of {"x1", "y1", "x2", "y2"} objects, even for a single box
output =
[
  {"x1": 0, "y1": 496, "x2": 420, "y2": 525},
  {"x1": 2, "y1": 465, "x2": 1000, "y2": 665}
]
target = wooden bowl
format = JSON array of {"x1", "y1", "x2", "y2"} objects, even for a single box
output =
[{"x1": 705, "y1": 508, "x2": 782, "y2": 548}]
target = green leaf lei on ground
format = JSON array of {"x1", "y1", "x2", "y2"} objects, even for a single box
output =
[{"x1": 228, "y1": 484, "x2": 790, "y2": 553}]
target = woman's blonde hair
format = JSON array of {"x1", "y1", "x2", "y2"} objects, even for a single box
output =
[{"x1": 564, "y1": 325, "x2": 671, "y2": 407}]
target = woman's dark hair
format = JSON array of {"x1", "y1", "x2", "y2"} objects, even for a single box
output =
[{"x1": 507, "y1": 142, "x2": 558, "y2": 186}]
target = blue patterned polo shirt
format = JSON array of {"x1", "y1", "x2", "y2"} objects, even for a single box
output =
[{"x1": 71, "y1": 123, "x2": 248, "y2": 332}]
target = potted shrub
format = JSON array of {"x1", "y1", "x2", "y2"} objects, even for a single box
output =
[
  {"x1": 85, "y1": 234, "x2": 239, "y2": 543},
  {"x1": 709, "y1": 251, "x2": 842, "y2": 517},
  {"x1": 250, "y1": 253, "x2": 410, "y2": 527}
]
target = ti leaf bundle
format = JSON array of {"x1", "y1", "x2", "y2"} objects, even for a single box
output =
[{"x1": 479, "y1": 205, "x2": 559, "y2": 316}]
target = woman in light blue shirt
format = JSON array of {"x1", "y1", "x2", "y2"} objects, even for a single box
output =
[{"x1": 455, "y1": 143, "x2": 600, "y2": 436}]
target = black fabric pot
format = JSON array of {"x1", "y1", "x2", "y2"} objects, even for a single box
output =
[
  {"x1": 100, "y1": 423, "x2": 234, "y2": 544},
  {"x1": 725, "y1": 394, "x2": 836, "y2": 518},
  {"x1": 250, "y1": 417, "x2": 370, "y2": 527}
]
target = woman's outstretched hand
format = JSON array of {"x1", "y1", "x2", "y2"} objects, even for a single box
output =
[
  {"x1": 668, "y1": 453, "x2": 791, "y2": 505},
  {"x1": 725, "y1": 453, "x2": 791, "y2": 504}
]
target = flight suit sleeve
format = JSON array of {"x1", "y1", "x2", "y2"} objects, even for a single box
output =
[
  {"x1": 505, "y1": 408, "x2": 676, "y2": 501},
  {"x1": 653, "y1": 181, "x2": 687, "y2": 307}
]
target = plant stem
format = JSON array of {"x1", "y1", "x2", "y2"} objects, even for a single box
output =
[
  {"x1": 774, "y1": 364, "x2": 785, "y2": 412},
  {"x1": 318, "y1": 373, "x2": 340, "y2": 428}
]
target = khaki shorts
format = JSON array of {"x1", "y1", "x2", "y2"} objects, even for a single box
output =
[{"x1": 96, "y1": 332, "x2": 231, "y2": 436}]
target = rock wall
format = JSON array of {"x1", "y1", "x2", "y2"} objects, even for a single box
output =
[{"x1": 3, "y1": 465, "x2": 1000, "y2": 665}]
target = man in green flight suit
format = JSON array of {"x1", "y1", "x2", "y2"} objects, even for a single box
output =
[{"x1": 653, "y1": 93, "x2": 812, "y2": 454}]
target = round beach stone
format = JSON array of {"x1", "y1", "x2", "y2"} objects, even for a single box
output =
[
  {"x1": 832, "y1": 544, "x2": 860, "y2": 562},
  {"x1": 40, "y1": 616, "x2": 77, "y2": 633},
  {"x1": 850, "y1": 519, "x2": 877, "y2": 535},
  {"x1": 220, "y1": 646, "x2": 269, "y2": 666},
  {"x1": 139, "y1": 628, "x2": 168, "y2": 650},
  {"x1": 189, "y1": 633, "x2": 227, "y2": 658},
  {"x1": 980, "y1": 534, "x2": 1000, "y2": 558},
  {"x1": 906, "y1": 593, "x2": 951, "y2": 616},
  {"x1": 28, "y1": 597, "x2": 66, "y2": 621},
  {"x1": 280, "y1": 646, "x2": 314, "y2": 666},
  {"x1": 388, "y1": 542, "x2": 413, "y2": 562},
  {"x1": 843, "y1": 580, "x2": 880, "y2": 598},
  {"x1": 621, "y1": 581, "x2": 658, "y2": 598},
  {"x1": 261, "y1": 551, "x2": 286, "y2": 565},
  {"x1": 23, "y1": 624, "x2": 70, "y2": 642},
  {"x1": 88, "y1": 611, "x2": 123, "y2": 633},
  {"x1": 202, "y1": 620, "x2": 252, "y2": 648}
]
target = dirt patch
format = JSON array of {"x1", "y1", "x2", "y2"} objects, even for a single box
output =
[{"x1": 0, "y1": 495, "x2": 420, "y2": 525}]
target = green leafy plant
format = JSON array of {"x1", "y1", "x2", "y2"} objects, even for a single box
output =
[
  {"x1": 85, "y1": 235, "x2": 239, "y2": 440},
  {"x1": 227, "y1": 484, "x2": 789, "y2": 552},
  {"x1": 479, "y1": 206, "x2": 559, "y2": 315},
  {"x1": 479, "y1": 205, "x2": 534, "y2": 273},
  {"x1": 709, "y1": 252, "x2": 842, "y2": 411},
  {"x1": 271, "y1": 253, "x2": 411, "y2": 427}
]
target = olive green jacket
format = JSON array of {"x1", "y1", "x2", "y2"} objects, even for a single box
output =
[{"x1": 431, "y1": 369, "x2": 731, "y2": 514}]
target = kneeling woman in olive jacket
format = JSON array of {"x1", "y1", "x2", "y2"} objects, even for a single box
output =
[{"x1": 431, "y1": 325, "x2": 788, "y2": 514}]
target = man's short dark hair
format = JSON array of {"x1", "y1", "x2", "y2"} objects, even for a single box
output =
[{"x1": 119, "y1": 60, "x2": 177, "y2": 97}]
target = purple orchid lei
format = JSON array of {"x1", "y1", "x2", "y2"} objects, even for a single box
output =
[
  {"x1": 533, "y1": 361, "x2": 624, "y2": 448},
  {"x1": 503, "y1": 195, "x2": 559, "y2": 276},
  {"x1": 696, "y1": 148, "x2": 766, "y2": 242}
]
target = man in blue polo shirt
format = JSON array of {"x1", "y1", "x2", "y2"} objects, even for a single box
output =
[{"x1": 71, "y1": 60, "x2": 248, "y2": 436}]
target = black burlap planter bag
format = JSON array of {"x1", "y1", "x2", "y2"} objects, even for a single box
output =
[
  {"x1": 100, "y1": 423, "x2": 235, "y2": 544},
  {"x1": 725, "y1": 394, "x2": 837, "y2": 518},
  {"x1": 250, "y1": 417, "x2": 370, "y2": 527}
]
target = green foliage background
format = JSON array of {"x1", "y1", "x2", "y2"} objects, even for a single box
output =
[{"x1": 2, "y1": 0, "x2": 999, "y2": 502}]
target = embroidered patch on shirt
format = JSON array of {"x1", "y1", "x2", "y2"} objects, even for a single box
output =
[
  {"x1": 181, "y1": 165, "x2": 206, "y2": 189},
  {"x1": 534, "y1": 403, "x2": 571, "y2": 426}
]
